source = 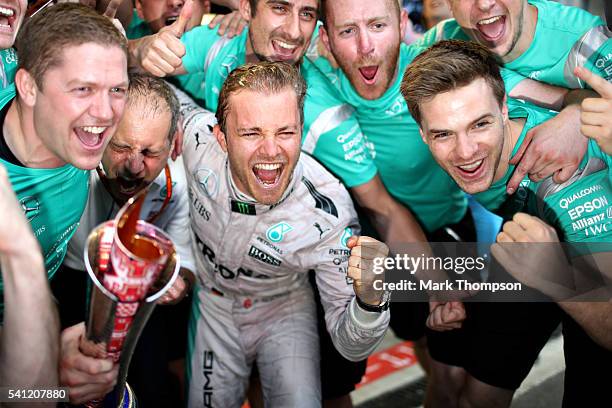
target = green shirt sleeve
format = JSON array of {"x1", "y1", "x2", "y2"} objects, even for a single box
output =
[{"x1": 181, "y1": 25, "x2": 223, "y2": 75}]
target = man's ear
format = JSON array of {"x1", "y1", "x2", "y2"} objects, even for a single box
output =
[
  {"x1": 239, "y1": 0, "x2": 252, "y2": 23},
  {"x1": 15, "y1": 69, "x2": 38, "y2": 108},
  {"x1": 400, "y1": 9, "x2": 409, "y2": 40},
  {"x1": 213, "y1": 124, "x2": 228, "y2": 152},
  {"x1": 320, "y1": 25, "x2": 332, "y2": 54},
  {"x1": 135, "y1": 0, "x2": 144, "y2": 19},
  {"x1": 501, "y1": 95, "x2": 509, "y2": 123},
  {"x1": 419, "y1": 127, "x2": 428, "y2": 145}
]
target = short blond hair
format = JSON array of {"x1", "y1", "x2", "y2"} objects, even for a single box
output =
[{"x1": 216, "y1": 62, "x2": 307, "y2": 132}]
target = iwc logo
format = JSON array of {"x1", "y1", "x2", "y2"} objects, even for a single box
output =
[{"x1": 20, "y1": 195, "x2": 40, "y2": 221}]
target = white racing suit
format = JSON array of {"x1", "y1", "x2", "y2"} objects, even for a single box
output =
[{"x1": 175, "y1": 87, "x2": 390, "y2": 407}]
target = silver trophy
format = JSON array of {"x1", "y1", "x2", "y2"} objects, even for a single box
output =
[{"x1": 81, "y1": 192, "x2": 180, "y2": 407}]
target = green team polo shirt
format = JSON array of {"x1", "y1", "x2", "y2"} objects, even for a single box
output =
[
  {"x1": 127, "y1": 9, "x2": 207, "y2": 106},
  {"x1": 304, "y1": 39, "x2": 467, "y2": 232},
  {"x1": 418, "y1": 0, "x2": 611, "y2": 91},
  {"x1": 0, "y1": 48, "x2": 17, "y2": 90},
  {"x1": 475, "y1": 100, "x2": 612, "y2": 245},
  {"x1": 0, "y1": 84, "x2": 89, "y2": 318}
]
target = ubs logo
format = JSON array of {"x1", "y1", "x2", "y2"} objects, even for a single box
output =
[{"x1": 20, "y1": 195, "x2": 40, "y2": 222}]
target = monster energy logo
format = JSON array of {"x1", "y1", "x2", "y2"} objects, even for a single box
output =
[{"x1": 231, "y1": 200, "x2": 256, "y2": 215}]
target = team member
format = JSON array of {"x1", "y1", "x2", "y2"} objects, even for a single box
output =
[
  {"x1": 0, "y1": 164, "x2": 59, "y2": 400},
  {"x1": 0, "y1": 3, "x2": 128, "y2": 319},
  {"x1": 177, "y1": 61, "x2": 389, "y2": 407},
  {"x1": 56, "y1": 74, "x2": 195, "y2": 406},
  {"x1": 0, "y1": 0, "x2": 25, "y2": 89},
  {"x1": 401, "y1": 39, "x2": 612, "y2": 407},
  {"x1": 417, "y1": 0, "x2": 611, "y2": 191}
]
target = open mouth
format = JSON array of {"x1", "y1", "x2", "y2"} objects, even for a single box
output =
[
  {"x1": 165, "y1": 15, "x2": 178, "y2": 26},
  {"x1": 358, "y1": 66, "x2": 379, "y2": 85},
  {"x1": 455, "y1": 158, "x2": 486, "y2": 180},
  {"x1": 476, "y1": 15, "x2": 506, "y2": 42},
  {"x1": 252, "y1": 162, "x2": 284, "y2": 189},
  {"x1": 116, "y1": 177, "x2": 143, "y2": 195},
  {"x1": 0, "y1": 6, "x2": 17, "y2": 33},
  {"x1": 271, "y1": 39, "x2": 299, "y2": 61},
  {"x1": 74, "y1": 126, "x2": 108, "y2": 151}
]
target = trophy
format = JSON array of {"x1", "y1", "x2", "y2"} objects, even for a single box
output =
[{"x1": 81, "y1": 192, "x2": 180, "y2": 407}]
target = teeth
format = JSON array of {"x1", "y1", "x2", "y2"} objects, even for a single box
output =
[
  {"x1": 478, "y1": 16, "x2": 502, "y2": 25},
  {"x1": 0, "y1": 7, "x2": 14, "y2": 17},
  {"x1": 275, "y1": 40, "x2": 297, "y2": 50},
  {"x1": 254, "y1": 163, "x2": 282, "y2": 171},
  {"x1": 459, "y1": 160, "x2": 483, "y2": 171},
  {"x1": 82, "y1": 126, "x2": 106, "y2": 134}
]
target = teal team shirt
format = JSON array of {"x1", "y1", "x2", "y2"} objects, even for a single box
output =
[
  {"x1": 475, "y1": 100, "x2": 612, "y2": 245},
  {"x1": 127, "y1": 9, "x2": 207, "y2": 106},
  {"x1": 181, "y1": 24, "x2": 248, "y2": 111},
  {"x1": 0, "y1": 48, "x2": 17, "y2": 90},
  {"x1": 304, "y1": 38, "x2": 467, "y2": 232},
  {"x1": 0, "y1": 84, "x2": 89, "y2": 317},
  {"x1": 418, "y1": 0, "x2": 611, "y2": 91}
]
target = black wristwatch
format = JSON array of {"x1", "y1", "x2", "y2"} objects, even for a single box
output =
[{"x1": 356, "y1": 291, "x2": 391, "y2": 313}]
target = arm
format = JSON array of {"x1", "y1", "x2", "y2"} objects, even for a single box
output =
[
  {"x1": 0, "y1": 165, "x2": 59, "y2": 396},
  {"x1": 95, "y1": 0, "x2": 133, "y2": 31}
]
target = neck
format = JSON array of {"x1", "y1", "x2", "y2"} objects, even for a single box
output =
[
  {"x1": 245, "y1": 34, "x2": 259, "y2": 64},
  {"x1": 501, "y1": 4, "x2": 538, "y2": 63},
  {"x1": 4, "y1": 98, "x2": 65, "y2": 168},
  {"x1": 493, "y1": 116, "x2": 526, "y2": 183}
]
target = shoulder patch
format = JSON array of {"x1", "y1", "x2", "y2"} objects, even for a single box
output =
[{"x1": 301, "y1": 176, "x2": 338, "y2": 217}]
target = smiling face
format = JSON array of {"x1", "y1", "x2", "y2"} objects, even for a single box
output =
[
  {"x1": 448, "y1": 0, "x2": 533, "y2": 61},
  {"x1": 31, "y1": 43, "x2": 128, "y2": 170},
  {"x1": 136, "y1": 0, "x2": 184, "y2": 33},
  {"x1": 419, "y1": 78, "x2": 511, "y2": 194},
  {"x1": 101, "y1": 98, "x2": 173, "y2": 204},
  {"x1": 215, "y1": 87, "x2": 301, "y2": 205},
  {"x1": 0, "y1": 0, "x2": 26, "y2": 49},
  {"x1": 241, "y1": 0, "x2": 319, "y2": 64},
  {"x1": 321, "y1": 0, "x2": 403, "y2": 100}
]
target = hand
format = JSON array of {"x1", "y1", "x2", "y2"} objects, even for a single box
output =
[
  {"x1": 59, "y1": 323, "x2": 119, "y2": 404},
  {"x1": 507, "y1": 105, "x2": 587, "y2": 194},
  {"x1": 103, "y1": 0, "x2": 126, "y2": 37},
  {"x1": 491, "y1": 213, "x2": 574, "y2": 299},
  {"x1": 316, "y1": 34, "x2": 339, "y2": 69},
  {"x1": 426, "y1": 301, "x2": 466, "y2": 331},
  {"x1": 575, "y1": 66, "x2": 612, "y2": 155},
  {"x1": 158, "y1": 268, "x2": 194, "y2": 304},
  {"x1": 132, "y1": 0, "x2": 193, "y2": 76},
  {"x1": 208, "y1": 11, "x2": 247, "y2": 38},
  {"x1": 347, "y1": 236, "x2": 389, "y2": 306}
]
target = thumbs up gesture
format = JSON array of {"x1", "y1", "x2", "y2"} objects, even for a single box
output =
[
  {"x1": 130, "y1": 0, "x2": 193, "y2": 77},
  {"x1": 574, "y1": 66, "x2": 612, "y2": 154}
]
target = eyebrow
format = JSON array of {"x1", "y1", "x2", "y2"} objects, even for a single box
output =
[
  {"x1": 334, "y1": 15, "x2": 388, "y2": 29},
  {"x1": 428, "y1": 113, "x2": 494, "y2": 134},
  {"x1": 266, "y1": 0, "x2": 318, "y2": 13},
  {"x1": 237, "y1": 127, "x2": 262, "y2": 133},
  {"x1": 66, "y1": 79, "x2": 129, "y2": 88},
  {"x1": 278, "y1": 125, "x2": 299, "y2": 132}
]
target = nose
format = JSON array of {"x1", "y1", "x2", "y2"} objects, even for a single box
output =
[
  {"x1": 357, "y1": 31, "x2": 374, "y2": 56},
  {"x1": 455, "y1": 133, "x2": 479, "y2": 160},
  {"x1": 126, "y1": 152, "x2": 145, "y2": 176},
  {"x1": 260, "y1": 136, "x2": 281, "y2": 158},
  {"x1": 283, "y1": 10, "x2": 302, "y2": 41},
  {"x1": 168, "y1": 0, "x2": 183, "y2": 10},
  {"x1": 90, "y1": 91, "x2": 113, "y2": 122},
  {"x1": 475, "y1": 0, "x2": 496, "y2": 12}
]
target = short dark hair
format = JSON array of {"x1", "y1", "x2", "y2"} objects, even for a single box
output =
[
  {"x1": 126, "y1": 74, "x2": 180, "y2": 143},
  {"x1": 216, "y1": 61, "x2": 307, "y2": 133},
  {"x1": 401, "y1": 40, "x2": 506, "y2": 126},
  {"x1": 16, "y1": 3, "x2": 127, "y2": 89}
]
